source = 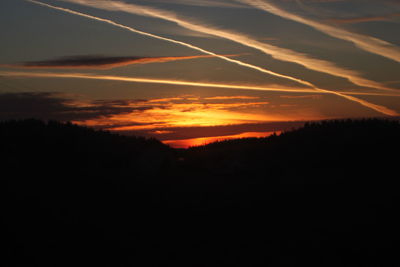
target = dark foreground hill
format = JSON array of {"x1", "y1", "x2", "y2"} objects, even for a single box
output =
[{"x1": 2, "y1": 118, "x2": 400, "y2": 266}]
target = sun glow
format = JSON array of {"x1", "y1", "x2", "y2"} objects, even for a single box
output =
[
  {"x1": 163, "y1": 131, "x2": 281, "y2": 148},
  {"x1": 98, "y1": 102, "x2": 285, "y2": 131}
]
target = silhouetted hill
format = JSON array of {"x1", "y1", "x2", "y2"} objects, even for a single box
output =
[
  {"x1": 2, "y1": 118, "x2": 400, "y2": 266},
  {"x1": 184, "y1": 118, "x2": 400, "y2": 184},
  {"x1": 1, "y1": 118, "x2": 171, "y2": 170}
]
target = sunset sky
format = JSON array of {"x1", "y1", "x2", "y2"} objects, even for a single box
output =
[{"x1": 1, "y1": 0, "x2": 399, "y2": 147}]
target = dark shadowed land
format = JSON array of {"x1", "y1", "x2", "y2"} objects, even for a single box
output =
[{"x1": 2, "y1": 118, "x2": 400, "y2": 266}]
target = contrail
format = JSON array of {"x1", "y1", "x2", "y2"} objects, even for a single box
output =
[
  {"x1": 2, "y1": 70, "x2": 399, "y2": 116},
  {"x1": 60, "y1": 0, "x2": 397, "y2": 92},
  {"x1": 0, "y1": 70, "x2": 319, "y2": 93},
  {"x1": 313, "y1": 88, "x2": 398, "y2": 116},
  {"x1": 236, "y1": 0, "x2": 400, "y2": 63},
  {"x1": 24, "y1": 0, "x2": 398, "y2": 116},
  {"x1": 25, "y1": 0, "x2": 314, "y2": 88}
]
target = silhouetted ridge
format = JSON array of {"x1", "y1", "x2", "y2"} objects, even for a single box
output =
[
  {"x1": 184, "y1": 118, "x2": 400, "y2": 184},
  {"x1": 1, "y1": 118, "x2": 171, "y2": 172},
  {"x1": 2, "y1": 118, "x2": 400, "y2": 266}
]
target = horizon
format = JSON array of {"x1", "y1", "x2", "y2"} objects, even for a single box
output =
[{"x1": 1, "y1": 0, "x2": 399, "y2": 147}]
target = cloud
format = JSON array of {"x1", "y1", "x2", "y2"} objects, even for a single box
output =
[
  {"x1": 2, "y1": 54, "x2": 223, "y2": 70},
  {"x1": 2, "y1": 92, "x2": 395, "y2": 147},
  {"x1": 0, "y1": 92, "x2": 286, "y2": 132},
  {"x1": 69, "y1": 94, "x2": 312, "y2": 132},
  {"x1": 0, "y1": 92, "x2": 151, "y2": 122},
  {"x1": 0, "y1": 91, "x2": 310, "y2": 147}
]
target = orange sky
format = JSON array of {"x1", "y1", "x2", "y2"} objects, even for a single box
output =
[{"x1": 163, "y1": 131, "x2": 280, "y2": 148}]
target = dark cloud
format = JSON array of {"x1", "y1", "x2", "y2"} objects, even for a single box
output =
[
  {"x1": 0, "y1": 92, "x2": 151, "y2": 122},
  {"x1": 2, "y1": 54, "x2": 221, "y2": 70}
]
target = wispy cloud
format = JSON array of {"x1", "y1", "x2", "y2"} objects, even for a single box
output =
[
  {"x1": 0, "y1": 91, "x2": 277, "y2": 136},
  {"x1": 2, "y1": 92, "x2": 303, "y2": 148},
  {"x1": 236, "y1": 0, "x2": 400, "y2": 63},
  {"x1": 2, "y1": 54, "x2": 226, "y2": 70},
  {"x1": 25, "y1": 0, "x2": 399, "y2": 116},
  {"x1": 2, "y1": 91, "x2": 395, "y2": 148},
  {"x1": 81, "y1": 97, "x2": 302, "y2": 132},
  {"x1": 0, "y1": 92, "x2": 270, "y2": 131}
]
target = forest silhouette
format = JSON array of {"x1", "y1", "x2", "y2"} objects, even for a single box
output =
[{"x1": 2, "y1": 118, "x2": 400, "y2": 266}]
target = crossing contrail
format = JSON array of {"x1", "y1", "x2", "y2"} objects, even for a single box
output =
[
  {"x1": 26, "y1": 0, "x2": 314, "y2": 88},
  {"x1": 60, "y1": 0, "x2": 397, "y2": 92},
  {"x1": 24, "y1": 0, "x2": 398, "y2": 116},
  {"x1": 236, "y1": 0, "x2": 400, "y2": 63}
]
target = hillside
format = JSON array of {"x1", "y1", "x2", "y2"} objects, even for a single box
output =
[{"x1": 2, "y1": 118, "x2": 400, "y2": 266}]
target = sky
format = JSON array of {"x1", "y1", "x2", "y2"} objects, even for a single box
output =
[{"x1": 1, "y1": 0, "x2": 399, "y2": 147}]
